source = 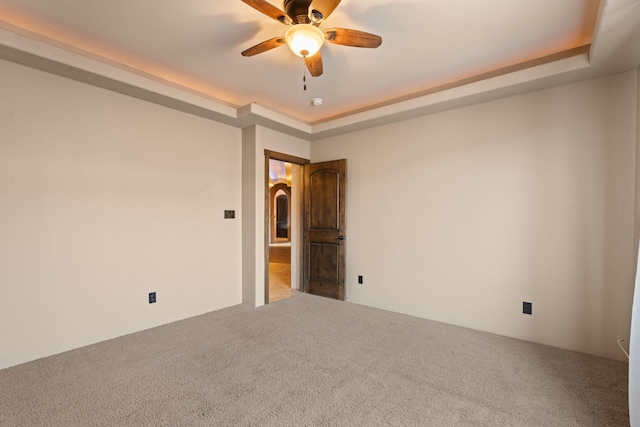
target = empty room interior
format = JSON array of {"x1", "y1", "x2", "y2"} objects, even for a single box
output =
[{"x1": 1, "y1": 0, "x2": 640, "y2": 425}]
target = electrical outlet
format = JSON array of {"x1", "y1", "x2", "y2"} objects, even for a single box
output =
[
  {"x1": 149, "y1": 292, "x2": 156, "y2": 304},
  {"x1": 358, "y1": 275, "x2": 363, "y2": 284},
  {"x1": 224, "y1": 210, "x2": 235, "y2": 219},
  {"x1": 523, "y1": 302, "x2": 532, "y2": 315}
]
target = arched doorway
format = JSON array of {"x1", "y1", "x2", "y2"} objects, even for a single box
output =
[
  {"x1": 271, "y1": 183, "x2": 291, "y2": 243},
  {"x1": 275, "y1": 191, "x2": 288, "y2": 239}
]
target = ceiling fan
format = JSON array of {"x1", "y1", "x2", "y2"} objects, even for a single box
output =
[{"x1": 240, "y1": 0, "x2": 382, "y2": 77}]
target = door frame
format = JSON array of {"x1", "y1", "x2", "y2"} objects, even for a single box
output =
[{"x1": 264, "y1": 150, "x2": 310, "y2": 304}]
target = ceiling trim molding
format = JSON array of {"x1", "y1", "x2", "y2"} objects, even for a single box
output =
[
  {"x1": 0, "y1": 25, "x2": 594, "y2": 142},
  {"x1": 311, "y1": 46, "x2": 591, "y2": 126},
  {"x1": 309, "y1": 48, "x2": 592, "y2": 140}
]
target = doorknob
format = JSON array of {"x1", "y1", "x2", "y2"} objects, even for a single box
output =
[{"x1": 338, "y1": 235, "x2": 347, "y2": 241}]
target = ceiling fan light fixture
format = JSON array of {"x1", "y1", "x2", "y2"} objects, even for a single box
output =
[{"x1": 285, "y1": 24, "x2": 325, "y2": 57}]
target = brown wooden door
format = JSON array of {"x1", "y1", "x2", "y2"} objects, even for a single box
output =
[{"x1": 303, "y1": 159, "x2": 346, "y2": 300}]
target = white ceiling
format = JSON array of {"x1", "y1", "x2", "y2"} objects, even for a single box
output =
[{"x1": 0, "y1": 0, "x2": 639, "y2": 137}]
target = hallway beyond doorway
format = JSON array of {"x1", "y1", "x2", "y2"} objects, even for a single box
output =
[{"x1": 268, "y1": 243, "x2": 298, "y2": 303}]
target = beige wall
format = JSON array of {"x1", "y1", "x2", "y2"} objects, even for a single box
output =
[
  {"x1": 0, "y1": 59, "x2": 243, "y2": 369},
  {"x1": 630, "y1": 66, "x2": 640, "y2": 427},
  {"x1": 1, "y1": 50, "x2": 637, "y2": 370},
  {"x1": 312, "y1": 71, "x2": 638, "y2": 361}
]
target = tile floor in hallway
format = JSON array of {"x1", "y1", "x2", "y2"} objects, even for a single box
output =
[{"x1": 269, "y1": 244, "x2": 299, "y2": 303}]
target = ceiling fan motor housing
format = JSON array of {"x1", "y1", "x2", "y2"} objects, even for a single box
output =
[{"x1": 284, "y1": 0, "x2": 312, "y2": 24}]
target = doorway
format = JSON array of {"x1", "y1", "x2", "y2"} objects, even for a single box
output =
[
  {"x1": 268, "y1": 161, "x2": 295, "y2": 302},
  {"x1": 270, "y1": 182, "x2": 291, "y2": 244},
  {"x1": 264, "y1": 151, "x2": 347, "y2": 303},
  {"x1": 265, "y1": 152, "x2": 306, "y2": 304}
]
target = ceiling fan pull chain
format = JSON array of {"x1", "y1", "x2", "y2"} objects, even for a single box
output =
[{"x1": 303, "y1": 59, "x2": 307, "y2": 91}]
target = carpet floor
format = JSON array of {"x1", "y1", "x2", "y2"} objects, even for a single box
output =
[{"x1": 0, "y1": 294, "x2": 629, "y2": 426}]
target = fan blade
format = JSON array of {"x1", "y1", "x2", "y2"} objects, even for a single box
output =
[
  {"x1": 310, "y1": 0, "x2": 341, "y2": 21},
  {"x1": 305, "y1": 52, "x2": 323, "y2": 77},
  {"x1": 241, "y1": 0, "x2": 290, "y2": 24},
  {"x1": 325, "y1": 28, "x2": 382, "y2": 48},
  {"x1": 241, "y1": 37, "x2": 286, "y2": 57}
]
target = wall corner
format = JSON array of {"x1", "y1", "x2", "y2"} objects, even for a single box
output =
[{"x1": 242, "y1": 126, "x2": 258, "y2": 306}]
